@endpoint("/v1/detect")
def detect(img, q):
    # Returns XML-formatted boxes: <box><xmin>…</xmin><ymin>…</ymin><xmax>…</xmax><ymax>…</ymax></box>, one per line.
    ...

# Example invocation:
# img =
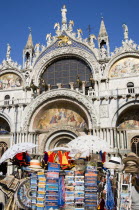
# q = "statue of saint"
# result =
<box><xmin>122</xmin><ymin>24</ymin><xmax>128</xmax><ymax>41</ymax></box>
<box><xmin>61</xmin><ymin>5</ymin><xmax>67</xmax><ymax>23</ymax></box>
<box><xmin>6</xmin><ymin>43</ymin><xmax>11</xmax><ymax>60</ymax></box>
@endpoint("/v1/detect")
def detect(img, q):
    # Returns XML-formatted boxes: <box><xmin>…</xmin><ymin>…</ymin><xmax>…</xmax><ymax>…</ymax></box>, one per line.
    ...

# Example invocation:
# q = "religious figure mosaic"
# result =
<box><xmin>35</xmin><ymin>106</ymin><xmax>87</xmax><ymax>131</ymax></box>
<box><xmin>117</xmin><ymin>109</ymin><xmax>139</xmax><ymax>129</ymax></box>
<box><xmin>0</xmin><ymin>73</ymin><xmax>22</xmax><ymax>90</ymax></box>
<box><xmin>109</xmin><ymin>57</ymin><xmax>139</xmax><ymax>78</ymax></box>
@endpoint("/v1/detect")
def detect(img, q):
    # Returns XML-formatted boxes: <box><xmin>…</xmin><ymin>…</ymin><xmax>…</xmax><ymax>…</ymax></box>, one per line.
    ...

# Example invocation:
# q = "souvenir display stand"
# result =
<box><xmin>2</xmin><ymin>146</ymin><xmax>139</xmax><ymax>210</ymax></box>
<box><xmin>15</xmin><ymin>152</ymin><xmax>112</xmax><ymax>210</ymax></box>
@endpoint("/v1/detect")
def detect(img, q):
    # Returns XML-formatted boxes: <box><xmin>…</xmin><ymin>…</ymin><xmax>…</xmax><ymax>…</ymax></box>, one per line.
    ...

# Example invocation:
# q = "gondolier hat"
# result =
<box><xmin>104</xmin><ymin>156</ymin><xmax>124</xmax><ymax>171</ymax></box>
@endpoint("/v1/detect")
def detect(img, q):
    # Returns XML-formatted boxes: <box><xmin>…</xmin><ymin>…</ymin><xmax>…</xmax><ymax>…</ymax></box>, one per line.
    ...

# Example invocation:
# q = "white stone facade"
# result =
<box><xmin>0</xmin><ymin>6</ymin><xmax>139</xmax><ymax>163</ymax></box>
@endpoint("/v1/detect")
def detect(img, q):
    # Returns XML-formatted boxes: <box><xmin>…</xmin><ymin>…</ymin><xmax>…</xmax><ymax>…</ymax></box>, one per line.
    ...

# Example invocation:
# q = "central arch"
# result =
<box><xmin>22</xmin><ymin>89</ymin><xmax>98</xmax><ymax>132</ymax></box>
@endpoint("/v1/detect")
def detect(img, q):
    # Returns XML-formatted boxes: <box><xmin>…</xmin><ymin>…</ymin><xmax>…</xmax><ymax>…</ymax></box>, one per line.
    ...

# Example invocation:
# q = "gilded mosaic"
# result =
<box><xmin>117</xmin><ymin>109</ymin><xmax>139</xmax><ymax>129</ymax></box>
<box><xmin>109</xmin><ymin>57</ymin><xmax>139</xmax><ymax>78</ymax></box>
<box><xmin>36</xmin><ymin>107</ymin><xmax>87</xmax><ymax>130</ymax></box>
<box><xmin>0</xmin><ymin>73</ymin><xmax>22</xmax><ymax>89</ymax></box>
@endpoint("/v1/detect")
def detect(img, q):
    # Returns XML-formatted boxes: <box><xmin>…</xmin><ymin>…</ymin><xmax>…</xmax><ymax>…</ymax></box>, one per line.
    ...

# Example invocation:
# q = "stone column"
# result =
<box><xmin>69</xmin><ymin>82</ymin><xmax>74</xmax><ymax>90</ymax></box>
<box><xmin>48</xmin><ymin>84</ymin><xmax>51</xmax><ymax>91</ymax></box>
<box><xmin>82</xmin><ymin>81</ymin><xmax>86</xmax><ymax>95</ymax></box>
<box><xmin>110</xmin><ymin>129</ymin><xmax>112</xmax><ymax>147</ymax></box>
<box><xmin>107</xmin><ymin>128</ymin><xmax>110</xmax><ymax>146</ymax></box>
<box><xmin>57</xmin><ymin>83</ymin><xmax>62</xmax><ymax>89</ymax></box>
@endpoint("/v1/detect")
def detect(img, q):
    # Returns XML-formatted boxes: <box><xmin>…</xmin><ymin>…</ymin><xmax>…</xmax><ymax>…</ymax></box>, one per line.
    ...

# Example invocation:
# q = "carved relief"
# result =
<box><xmin>38</xmin><ymin>125</ymin><xmax>79</xmax><ymax>154</ymax></box>
<box><xmin>100</xmin><ymin>105</ymin><xmax>109</xmax><ymax>118</ymax></box>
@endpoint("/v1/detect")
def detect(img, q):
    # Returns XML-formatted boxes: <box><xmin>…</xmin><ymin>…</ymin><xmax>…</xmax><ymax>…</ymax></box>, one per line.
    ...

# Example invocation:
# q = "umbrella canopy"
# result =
<box><xmin>67</xmin><ymin>135</ymin><xmax>112</xmax><ymax>158</ymax></box>
<box><xmin>0</xmin><ymin>142</ymin><xmax>37</xmax><ymax>164</ymax></box>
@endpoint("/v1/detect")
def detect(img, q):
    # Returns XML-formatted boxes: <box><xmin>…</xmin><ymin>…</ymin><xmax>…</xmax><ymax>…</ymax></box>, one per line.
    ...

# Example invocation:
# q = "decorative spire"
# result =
<box><xmin>122</xmin><ymin>24</ymin><xmax>128</xmax><ymax>42</ymax></box>
<box><xmin>98</xmin><ymin>17</ymin><xmax>108</xmax><ymax>37</ymax></box>
<box><xmin>98</xmin><ymin>17</ymin><xmax>110</xmax><ymax>58</ymax></box>
<box><xmin>61</xmin><ymin>5</ymin><xmax>67</xmax><ymax>31</ymax></box>
<box><xmin>25</xmin><ymin>27</ymin><xmax>34</xmax><ymax>49</ymax></box>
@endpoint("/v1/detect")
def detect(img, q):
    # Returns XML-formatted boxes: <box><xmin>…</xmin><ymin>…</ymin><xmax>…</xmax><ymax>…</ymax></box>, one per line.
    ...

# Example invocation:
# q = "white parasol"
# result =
<box><xmin>0</xmin><ymin>142</ymin><xmax>37</xmax><ymax>164</ymax></box>
<box><xmin>67</xmin><ymin>135</ymin><xmax>112</xmax><ymax>158</ymax></box>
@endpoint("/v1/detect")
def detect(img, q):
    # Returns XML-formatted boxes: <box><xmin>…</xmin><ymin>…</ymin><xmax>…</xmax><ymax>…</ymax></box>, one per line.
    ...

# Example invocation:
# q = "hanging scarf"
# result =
<box><xmin>105</xmin><ymin>172</ymin><xmax>115</xmax><ymax>210</ymax></box>
<box><xmin>58</xmin><ymin>176</ymin><xmax>65</xmax><ymax>207</ymax></box>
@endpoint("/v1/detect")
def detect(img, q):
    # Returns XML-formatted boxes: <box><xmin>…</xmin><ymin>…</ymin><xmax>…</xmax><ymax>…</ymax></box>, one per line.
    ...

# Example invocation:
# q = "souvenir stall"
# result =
<box><xmin>12</xmin><ymin>135</ymin><xmax>114</xmax><ymax>210</ymax></box>
<box><xmin>1</xmin><ymin>136</ymin><xmax>139</xmax><ymax>210</ymax></box>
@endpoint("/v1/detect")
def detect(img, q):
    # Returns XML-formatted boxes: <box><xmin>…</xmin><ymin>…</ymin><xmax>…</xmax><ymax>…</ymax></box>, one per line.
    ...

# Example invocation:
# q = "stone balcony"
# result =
<box><xmin>0</xmin><ymin>86</ymin><xmax>138</xmax><ymax>108</ymax></box>
<box><xmin>0</xmin><ymin>98</ymin><xmax>32</xmax><ymax>108</ymax></box>
<box><xmin>88</xmin><ymin>87</ymin><xmax>139</xmax><ymax>100</ymax></box>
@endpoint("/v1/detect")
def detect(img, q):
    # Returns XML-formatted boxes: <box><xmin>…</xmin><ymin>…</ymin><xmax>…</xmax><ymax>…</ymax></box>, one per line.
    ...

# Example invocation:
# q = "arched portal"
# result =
<box><xmin>45</xmin><ymin>129</ymin><xmax>77</xmax><ymax>151</ymax></box>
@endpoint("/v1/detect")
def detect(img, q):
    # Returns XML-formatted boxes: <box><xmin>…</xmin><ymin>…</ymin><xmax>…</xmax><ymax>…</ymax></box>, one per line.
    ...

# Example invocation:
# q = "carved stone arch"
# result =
<box><xmin>104</xmin><ymin>52</ymin><xmax>139</xmax><ymax>79</ymax></box>
<box><xmin>22</xmin><ymin>89</ymin><xmax>98</xmax><ymax>132</ymax></box>
<box><xmin>111</xmin><ymin>100</ymin><xmax>139</xmax><ymax>127</ymax></box>
<box><xmin>32</xmin><ymin>47</ymin><xmax>99</xmax><ymax>85</ymax></box>
<box><xmin>38</xmin><ymin>126</ymin><xmax>79</xmax><ymax>154</ymax></box>
<box><xmin>0</xmin><ymin>69</ymin><xmax>25</xmax><ymax>87</ymax></box>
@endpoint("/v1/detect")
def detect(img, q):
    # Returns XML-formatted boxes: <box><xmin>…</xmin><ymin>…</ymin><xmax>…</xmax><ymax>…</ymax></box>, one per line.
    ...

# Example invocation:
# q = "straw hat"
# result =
<box><xmin>104</xmin><ymin>157</ymin><xmax>124</xmax><ymax>171</ymax></box>
<box><xmin>124</xmin><ymin>165</ymin><xmax>138</xmax><ymax>173</ymax></box>
<box><xmin>29</xmin><ymin>159</ymin><xmax>43</xmax><ymax>171</ymax></box>
<box><xmin>123</xmin><ymin>152</ymin><xmax>139</xmax><ymax>165</ymax></box>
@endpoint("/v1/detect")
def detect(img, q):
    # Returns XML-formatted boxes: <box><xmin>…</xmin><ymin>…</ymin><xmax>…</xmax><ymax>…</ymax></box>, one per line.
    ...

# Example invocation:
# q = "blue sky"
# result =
<box><xmin>0</xmin><ymin>0</ymin><xmax>138</xmax><ymax>65</ymax></box>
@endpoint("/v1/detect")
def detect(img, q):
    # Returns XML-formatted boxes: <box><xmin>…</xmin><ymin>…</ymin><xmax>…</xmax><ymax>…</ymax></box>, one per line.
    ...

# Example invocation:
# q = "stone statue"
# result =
<box><xmin>35</xmin><ymin>43</ymin><xmax>40</xmax><ymax>53</ymax></box>
<box><xmin>6</xmin><ymin>43</ymin><xmax>11</xmax><ymax>60</ymax></box>
<box><xmin>41</xmin><ymin>45</ymin><xmax>45</xmax><ymax>51</ymax></box>
<box><xmin>77</xmin><ymin>29</ymin><xmax>82</xmax><ymax>39</ymax></box>
<box><xmin>89</xmin><ymin>34</ymin><xmax>97</xmax><ymax>47</ymax></box>
<box><xmin>100</xmin><ymin>46</ymin><xmax>107</xmax><ymax>59</ymax></box>
<box><xmin>54</xmin><ymin>23</ymin><xmax>60</xmax><ymax>31</ymax></box>
<box><xmin>122</xmin><ymin>24</ymin><xmax>128</xmax><ymax>41</ymax></box>
<box><xmin>46</xmin><ymin>33</ymin><xmax>52</xmax><ymax>42</ymax></box>
<box><xmin>68</xmin><ymin>20</ymin><xmax>74</xmax><ymax>31</ymax></box>
<box><xmin>61</xmin><ymin>5</ymin><xmax>67</xmax><ymax>24</ymax></box>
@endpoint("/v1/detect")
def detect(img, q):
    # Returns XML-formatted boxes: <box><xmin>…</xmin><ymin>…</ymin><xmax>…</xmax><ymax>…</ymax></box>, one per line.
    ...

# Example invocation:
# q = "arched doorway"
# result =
<box><xmin>131</xmin><ymin>136</ymin><xmax>139</xmax><ymax>156</ymax></box>
<box><xmin>45</xmin><ymin>129</ymin><xmax>77</xmax><ymax>151</ymax></box>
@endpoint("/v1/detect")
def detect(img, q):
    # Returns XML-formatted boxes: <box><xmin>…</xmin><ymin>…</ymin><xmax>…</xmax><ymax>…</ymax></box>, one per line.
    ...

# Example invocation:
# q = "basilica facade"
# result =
<box><xmin>0</xmin><ymin>6</ymin><xmax>139</xmax><ymax>173</ymax></box>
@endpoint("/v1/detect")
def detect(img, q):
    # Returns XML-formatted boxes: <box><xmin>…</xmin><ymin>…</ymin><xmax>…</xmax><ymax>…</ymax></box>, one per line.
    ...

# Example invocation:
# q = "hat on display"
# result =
<box><xmin>124</xmin><ymin>165</ymin><xmax>138</xmax><ymax>173</ymax></box>
<box><xmin>103</xmin><ymin>156</ymin><xmax>124</xmax><ymax>171</ymax></box>
<box><xmin>29</xmin><ymin>159</ymin><xmax>43</xmax><ymax>171</ymax></box>
<box><xmin>122</xmin><ymin>152</ymin><xmax>139</xmax><ymax>165</ymax></box>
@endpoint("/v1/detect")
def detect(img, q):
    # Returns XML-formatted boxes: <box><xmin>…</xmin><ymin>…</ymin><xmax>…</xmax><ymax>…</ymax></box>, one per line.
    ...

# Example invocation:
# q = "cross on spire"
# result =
<box><xmin>86</xmin><ymin>24</ymin><xmax>93</xmax><ymax>36</ymax></box>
